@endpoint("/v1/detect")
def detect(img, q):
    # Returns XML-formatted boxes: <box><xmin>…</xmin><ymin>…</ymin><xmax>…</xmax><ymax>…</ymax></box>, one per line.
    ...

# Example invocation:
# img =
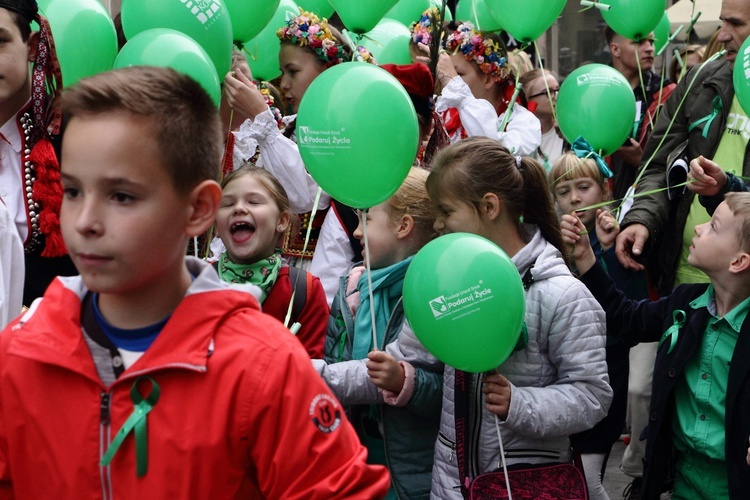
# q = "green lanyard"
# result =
<box><xmin>100</xmin><ymin>376</ymin><xmax>161</xmax><ymax>477</ymax></box>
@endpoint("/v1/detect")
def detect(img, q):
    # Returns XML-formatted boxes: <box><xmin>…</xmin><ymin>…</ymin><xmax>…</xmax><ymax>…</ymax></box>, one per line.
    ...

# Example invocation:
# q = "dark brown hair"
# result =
<box><xmin>427</xmin><ymin>136</ymin><xmax>568</xmax><ymax>262</ymax></box>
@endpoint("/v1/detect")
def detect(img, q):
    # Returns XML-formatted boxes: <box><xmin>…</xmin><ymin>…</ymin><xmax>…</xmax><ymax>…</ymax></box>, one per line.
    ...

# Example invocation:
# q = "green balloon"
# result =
<box><xmin>329</xmin><ymin>0</ymin><xmax>399</xmax><ymax>34</ymax></box>
<box><xmin>485</xmin><ymin>0</ymin><xmax>565</xmax><ymax>43</ymax></box>
<box><xmin>403</xmin><ymin>233</ymin><xmax>525</xmax><ymax>373</ymax></box>
<box><xmin>114</xmin><ymin>29</ymin><xmax>221</xmax><ymax>106</ymax></box>
<box><xmin>653</xmin><ymin>11</ymin><xmax>671</xmax><ymax>54</ymax></box>
<box><xmin>225</xmin><ymin>0</ymin><xmax>280</xmax><ymax>42</ymax></box>
<box><xmin>297</xmin><ymin>63</ymin><xmax>418</xmax><ymax>208</ymax></box>
<box><xmin>242</xmin><ymin>0</ymin><xmax>299</xmax><ymax>82</ymax></box>
<box><xmin>297</xmin><ymin>0</ymin><xmax>335</xmax><ymax>18</ymax></box>
<box><xmin>456</xmin><ymin>0</ymin><xmax>502</xmax><ymax>32</ymax></box>
<box><xmin>385</xmin><ymin>0</ymin><xmax>430</xmax><ymax>26</ymax></box>
<box><xmin>601</xmin><ymin>0</ymin><xmax>667</xmax><ymax>41</ymax></box>
<box><xmin>733</xmin><ymin>36</ymin><xmax>750</xmax><ymax>116</ymax></box>
<box><xmin>40</xmin><ymin>0</ymin><xmax>117</xmax><ymax>86</ymax></box>
<box><xmin>120</xmin><ymin>0</ymin><xmax>233</xmax><ymax>78</ymax></box>
<box><xmin>556</xmin><ymin>64</ymin><xmax>636</xmax><ymax>157</ymax></box>
<box><xmin>361</xmin><ymin>18</ymin><xmax>412</xmax><ymax>65</ymax></box>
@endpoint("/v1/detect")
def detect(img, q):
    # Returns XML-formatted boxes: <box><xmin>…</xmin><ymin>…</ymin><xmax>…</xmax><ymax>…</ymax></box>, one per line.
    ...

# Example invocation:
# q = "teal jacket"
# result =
<box><xmin>318</xmin><ymin>268</ymin><xmax>443</xmax><ymax>499</ymax></box>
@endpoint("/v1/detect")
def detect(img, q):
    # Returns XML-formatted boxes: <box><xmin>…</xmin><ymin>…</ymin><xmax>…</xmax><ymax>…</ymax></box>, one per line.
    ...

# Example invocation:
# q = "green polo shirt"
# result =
<box><xmin>671</xmin><ymin>286</ymin><xmax>750</xmax><ymax>497</ymax></box>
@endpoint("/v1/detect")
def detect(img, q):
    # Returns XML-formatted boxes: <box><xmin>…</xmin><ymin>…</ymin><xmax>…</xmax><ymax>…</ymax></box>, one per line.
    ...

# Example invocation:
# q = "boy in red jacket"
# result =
<box><xmin>0</xmin><ymin>66</ymin><xmax>389</xmax><ymax>499</ymax></box>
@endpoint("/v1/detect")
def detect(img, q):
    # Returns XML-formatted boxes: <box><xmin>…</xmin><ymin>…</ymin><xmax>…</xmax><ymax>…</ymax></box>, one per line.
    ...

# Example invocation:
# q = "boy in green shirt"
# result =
<box><xmin>562</xmin><ymin>193</ymin><xmax>750</xmax><ymax>499</ymax></box>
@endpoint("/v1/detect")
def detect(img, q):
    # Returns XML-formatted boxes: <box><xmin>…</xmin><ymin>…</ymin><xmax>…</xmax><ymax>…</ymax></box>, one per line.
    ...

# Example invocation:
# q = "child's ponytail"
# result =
<box><xmin>516</xmin><ymin>156</ymin><xmax>569</xmax><ymax>266</ymax></box>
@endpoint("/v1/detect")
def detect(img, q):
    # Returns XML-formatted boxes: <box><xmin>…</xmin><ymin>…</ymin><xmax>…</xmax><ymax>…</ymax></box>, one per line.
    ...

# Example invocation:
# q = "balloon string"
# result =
<box><xmin>497</xmin><ymin>72</ymin><xmax>522</xmax><ymax>140</ymax></box>
<box><xmin>283</xmin><ymin>186</ymin><xmax>323</xmax><ymax>332</ymax></box>
<box><xmin>532</xmin><ymin>40</ymin><xmax>556</xmax><ymax>124</ymax></box>
<box><xmin>492</xmin><ymin>372</ymin><xmax>513</xmax><ymax>500</ymax></box>
<box><xmin>361</xmin><ymin>210</ymin><xmax>379</xmax><ymax>351</ymax></box>
<box><xmin>612</xmin><ymin>49</ymin><xmax>727</xmax><ymax>218</ymax></box>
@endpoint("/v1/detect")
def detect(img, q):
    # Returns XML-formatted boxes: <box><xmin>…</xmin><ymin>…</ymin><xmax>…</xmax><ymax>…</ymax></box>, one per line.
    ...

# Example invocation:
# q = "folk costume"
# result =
<box><xmin>0</xmin><ymin>0</ymin><xmax>75</xmax><ymax>306</ymax></box>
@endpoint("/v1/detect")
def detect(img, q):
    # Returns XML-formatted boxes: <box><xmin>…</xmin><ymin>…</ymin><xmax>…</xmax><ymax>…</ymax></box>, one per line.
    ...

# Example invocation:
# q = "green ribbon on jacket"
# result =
<box><xmin>687</xmin><ymin>96</ymin><xmax>722</xmax><ymax>139</ymax></box>
<box><xmin>100</xmin><ymin>376</ymin><xmax>161</xmax><ymax>477</ymax></box>
<box><xmin>659</xmin><ymin>309</ymin><xmax>685</xmax><ymax>355</ymax></box>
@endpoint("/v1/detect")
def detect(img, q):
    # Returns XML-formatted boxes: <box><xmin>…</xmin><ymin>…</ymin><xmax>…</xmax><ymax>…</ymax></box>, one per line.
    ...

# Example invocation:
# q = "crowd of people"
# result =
<box><xmin>0</xmin><ymin>0</ymin><xmax>749</xmax><ymax>498</ymax></box>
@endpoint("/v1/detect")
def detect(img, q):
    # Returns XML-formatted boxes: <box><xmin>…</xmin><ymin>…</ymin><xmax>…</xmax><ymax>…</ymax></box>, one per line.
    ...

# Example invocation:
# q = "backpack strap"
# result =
<box><xmin>287</xmin><ymin>266</ymin><xmax>311</xmax><ymax>326</ymax></box>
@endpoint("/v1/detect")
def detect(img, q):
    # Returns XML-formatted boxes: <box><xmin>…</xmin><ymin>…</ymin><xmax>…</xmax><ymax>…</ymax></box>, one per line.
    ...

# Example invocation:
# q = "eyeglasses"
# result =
<box><xmin>527</xmin><ymin>87</ymin><xmax>559</xmax><ymax>100</ymax></box>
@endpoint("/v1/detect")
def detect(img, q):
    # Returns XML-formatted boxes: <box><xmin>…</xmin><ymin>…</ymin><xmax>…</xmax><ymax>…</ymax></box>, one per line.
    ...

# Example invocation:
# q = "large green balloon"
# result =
<box><xmin>361</xmin><ymin>18</ymin><xmax>412</xmax><ymax>65</ymax></box>
<box><xmin>556</xmin><ymin>64</ymin><xmax>636</xmax><ymax>157</ymax></box>
<box><xmin>40</xmin><ymin>0</ymin><xmax>117</xmax><ymax>86</ymax></box>
<box><xmin>242</xmin><ymin>0</ymin><xmax>299</xmax><ymax>82</ymax></box>
<box><xmin>114</xmin><ymin>29</ymin><xmax>221</xmax><ymax>106</ymax></box>
<box><xmin>403</xmin><ymin>233</ymin><xmax>525</xmax><ymax>373</ymax></box>
<box><xmin>385</xmin><ymin>0</ymin><xmax>430</xmax><ymax>26</ymax></box>
<box><xmin>600</xmin><ymin>0</ymin><xmax>667</xmax><ymax>41</ymax></box>
<box><xmin>120</xmin><ymin>0</ymin><xmax>233</xmax><ymax>77</ymax></box>
<box><xmin>653</xmin><ymin>11</ymin><xmax>671</xmax><ymax>54</ymax></box>
<box><xmin>297</xmin><ymin>63</ymin><xmax>418</xmax><ymax>208</ymax></box>
<box><xmin>224</xmin><ymin>0</ymin><xmax>280</xmax><ymax>42</ymax></box>
<box><xmin>330</xmin><ymin>0</ymin><xmax>399</xmax><ymax>34</ymax></box>
<box><xmin>297</xmin><ymin>0</ymin><xmax>335</xmax><ymax>18</ymax></box>
<box><xmin>734</xmin><ymin>36</ymin><xmax>750</xmax><ymax>116</ymax></box>
<box><xmin>456</xmin><ymin>0</ymin><xmax>503</xmax><ymax>32</ymax></box>
<box><xmin>485</xmin><ymin>0</ymin><xmax>565</xmax><ymax>43</ymax></box>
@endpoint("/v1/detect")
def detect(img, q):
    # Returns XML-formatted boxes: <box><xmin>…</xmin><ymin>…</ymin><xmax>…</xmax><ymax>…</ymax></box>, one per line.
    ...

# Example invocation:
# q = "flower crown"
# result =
<box><xmin>277</xmin><ymin>8</ymin><xmax>347</xmax><ymax>65</ymax></box>
<box><xmin>445</xmin><ymin>22</ymin><xmax>509</xmax><ymax>80</ymax></box>
<box><xmin>410</xmin><ymin>7</ymin><xmax>440</xmax><ymax>46</ymax></box>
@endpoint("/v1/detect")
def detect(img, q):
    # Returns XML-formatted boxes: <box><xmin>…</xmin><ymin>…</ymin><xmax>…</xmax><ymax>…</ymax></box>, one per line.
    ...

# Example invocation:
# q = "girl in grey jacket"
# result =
<box><xmin>370</xmin><ymin>137</ymin><xmax>612</xmax><ymax>498</ymax></box>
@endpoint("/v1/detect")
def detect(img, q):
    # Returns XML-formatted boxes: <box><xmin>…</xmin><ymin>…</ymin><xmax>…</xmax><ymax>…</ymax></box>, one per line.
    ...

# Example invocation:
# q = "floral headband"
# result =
<box><xmin>410</xmin><ymin>7</ymin><xmax>440</xmax><ymax>46</ymax></box>
<box><xmin>277</xmin><ymin>8</ymin><xmax>347</xmax><ymax>65</ymax></box>
<box><xmin>445</xmin><ymin>22</ymin><xmax>509</xmax><ymax>80</ymax></box>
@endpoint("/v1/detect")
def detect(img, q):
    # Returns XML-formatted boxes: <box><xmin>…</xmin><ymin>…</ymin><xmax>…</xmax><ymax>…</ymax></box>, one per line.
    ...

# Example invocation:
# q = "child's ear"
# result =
<box><xmin>186</xmin><ymin>180</ymin><xmax>222</xmax><ymax>237</ymax></box>
<box><xmin>483</xmin><ymin>73</ymin><xmax>496</xmax><ymax>90</ymax></box>
<box><xmin>729</xmin><ymin>251</ymin><xmax>750</xmax><ymax>275</ymax></box>
<box><xmin>27</xmin><ymin>31</ymin><xmax>40</xmax><ymax>63</ymax></box>
<box><xmin>276</xmin><ymin>211</ymin><xmax>291</xmax><ymax>233</ymax></box>
<box><xmin>480</xmin><ymin>192</ymin><xmax>502</xmax><ymax>221</ymax></box>
<box><xmin>396</xmin><ymin>214</ymin><xmax>415</xmax><ymax>240</ymax></box>
<box><xmin>601</xmin><ymin>181</ymin><xmax>611</xmax><ymax>202</ymax></box>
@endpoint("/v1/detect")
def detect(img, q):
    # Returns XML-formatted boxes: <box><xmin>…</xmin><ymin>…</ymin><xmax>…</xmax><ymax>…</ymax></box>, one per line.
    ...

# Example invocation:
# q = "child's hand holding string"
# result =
<box><xmin>595</xmin><ymin>209</ymin><xmax>619</xmax><ymax>251</ymax></box>
<box><xmin>482</xmin><ymin>372</ymin><xmax>511</xmax><ymax>420</ymax></box>
<box><xmin>367</xmin><ymin>350</ymin><xmax>405</xmax><ymax>393</ymax></box>
<box><xmin>687</xmin><ymin>155</ymin><xmax>727</xmax><ymax>197</ymax></box>
<box><xmin>223</xmin><ymin>69</ymin><xmax>268</xmax><ymax>121</ymax></box>
<box><xmin>560</xmin><ymin>214</ymin><xmax>597</xmax><ymax>274</ymax></box>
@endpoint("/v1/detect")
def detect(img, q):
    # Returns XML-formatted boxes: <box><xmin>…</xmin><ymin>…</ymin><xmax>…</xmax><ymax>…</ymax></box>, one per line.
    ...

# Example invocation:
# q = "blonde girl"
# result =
<box><xmin>314</xmin><ymin>168</ymin><xmax>443</xmax><ymax>499</ymax></box>
<box><xmin>215</xmin><ymin>166</ymin><xmax>329</xmax><ymax>358</ymax></box>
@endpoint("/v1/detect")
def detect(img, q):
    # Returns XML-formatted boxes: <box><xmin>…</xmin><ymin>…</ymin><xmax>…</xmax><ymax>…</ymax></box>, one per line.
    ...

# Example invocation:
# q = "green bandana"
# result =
<box><xmin>218</xmin><ymin>250</ymin><xmax>283</xmax><ymax>303</ymax></box>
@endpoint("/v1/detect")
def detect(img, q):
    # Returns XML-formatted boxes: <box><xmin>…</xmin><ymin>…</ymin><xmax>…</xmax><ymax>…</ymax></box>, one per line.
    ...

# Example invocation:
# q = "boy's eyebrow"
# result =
<box><xmin>60</xmin><ymin>173</ymin><xmax>145</xmax><ymax>190</ymax></box>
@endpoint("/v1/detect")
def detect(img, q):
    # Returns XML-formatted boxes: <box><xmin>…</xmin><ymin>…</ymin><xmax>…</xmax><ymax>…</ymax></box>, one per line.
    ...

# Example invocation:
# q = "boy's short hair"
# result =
<box><xmin>60</xmin><ymin>66</ymin><xmax>222</xmax><ymax>194</ymax></box>
<box><xmin>0</xmin><ymin>0</ymin><xmax>36</xmax><ymax>40</ymax></box>
<box><xmin>548</xmin><ymin>152</ymin><xmax>605</xmax><ymax>192</ymax></box>
<box><xmin>723</xmin><ymin>192</ymin><xmax>750</xmax><ymax>253</ymax></box>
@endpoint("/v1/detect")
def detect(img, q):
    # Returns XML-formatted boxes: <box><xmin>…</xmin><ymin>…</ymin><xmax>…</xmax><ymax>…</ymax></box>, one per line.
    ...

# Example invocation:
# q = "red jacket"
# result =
<box><xmin>262</xmin><ymin>266</ymin><xmax>328</xmax><ymax>358</ymax></box>
<box><xmin>0</xmin><ymin>262</ymin><xmax>389</xmax><ymax>499</ymax></box>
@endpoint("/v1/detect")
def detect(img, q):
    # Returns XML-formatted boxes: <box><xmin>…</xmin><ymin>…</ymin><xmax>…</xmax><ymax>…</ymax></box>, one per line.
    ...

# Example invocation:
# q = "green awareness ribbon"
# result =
<box><xmin>100</xmin><ymin>376</ymin><xmax>161</xmax><ymax>477</ymax></box>
<box><xmin>659</xmin><ymin>310</ymin><xmax>685</xmax><ymax>355</ymax></box>
<box><xmin>687</xmin><ymin>96</ymin><xmax>722</xmax><ymax>139</ymax></box>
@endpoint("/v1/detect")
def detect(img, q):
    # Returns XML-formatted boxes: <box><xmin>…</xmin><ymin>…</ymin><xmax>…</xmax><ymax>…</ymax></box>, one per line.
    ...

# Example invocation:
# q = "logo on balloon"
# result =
<box><xmin>297</xmin><ymin>126</ymin><xmax>352</xmax><ymax>150</ymax></box>
<box><xmin>427</xmin><ymin>280</ymin><xmax>494</xmax><ymax>320</ymax></box>
<box><xmin>181</xmin><ymin>0</ymin><xmax>222</xmax><ymax>26</ymax></box>
<box><xmin>575</xmin><ymin>73</ymin><xmax>626</xmax><ymax>87</ymax></box>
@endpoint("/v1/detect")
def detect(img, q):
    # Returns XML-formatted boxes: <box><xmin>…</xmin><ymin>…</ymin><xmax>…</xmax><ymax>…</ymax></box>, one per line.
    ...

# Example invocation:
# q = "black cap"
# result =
<box><xmin>0</xmin><ymin>0</ymin><xmax>38</xmax><ymax>24</ymax></box>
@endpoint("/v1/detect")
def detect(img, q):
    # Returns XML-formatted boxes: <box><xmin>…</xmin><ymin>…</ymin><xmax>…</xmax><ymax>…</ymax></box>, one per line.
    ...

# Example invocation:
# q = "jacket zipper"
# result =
<box><xmin>469</xmin><ymin>373</ymin><xmax>483</xmax><ymax>478</ymax></box>
<box><xmin>437</xmin><ymin>431</ymin><xmax>456</xmax><ymax>462</ymax></box>
<box><xmin>99</xmin><ymin>391</ymin><xmax>112</xmax><ymax>500</ymax></box>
